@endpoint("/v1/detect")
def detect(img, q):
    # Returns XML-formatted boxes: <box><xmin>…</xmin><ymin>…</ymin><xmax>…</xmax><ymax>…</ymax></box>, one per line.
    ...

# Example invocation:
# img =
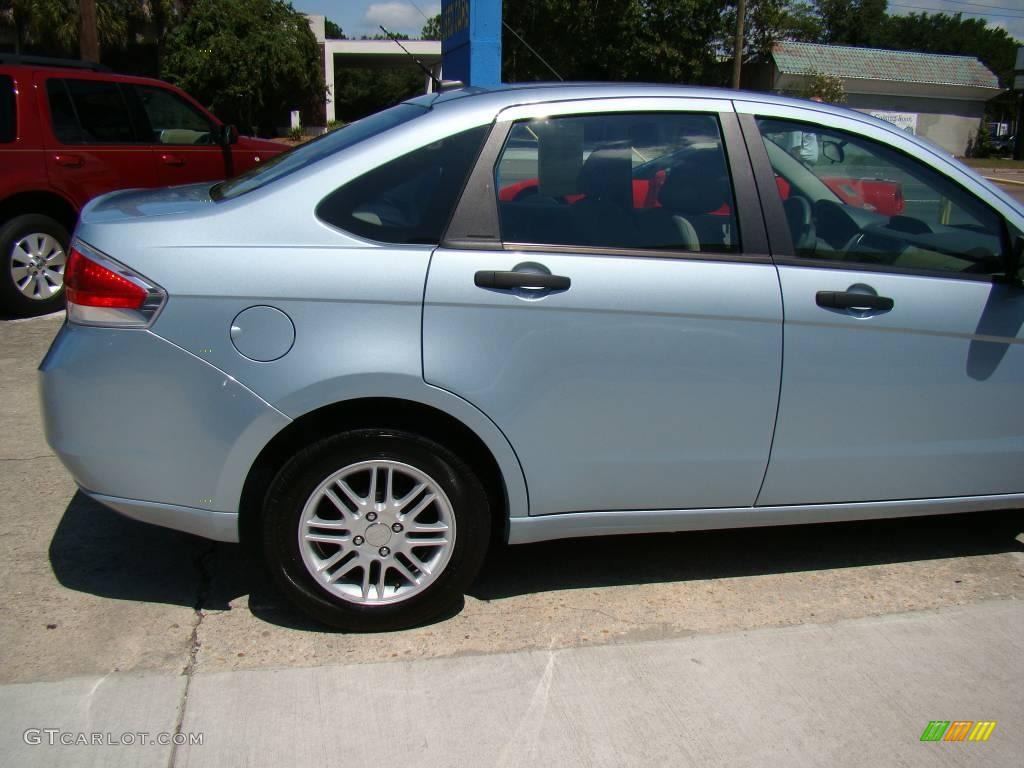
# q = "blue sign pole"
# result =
<box><xmin>441</xmin><ymin>0</ymin><xmax>502</xmax><ymax>87</ymax></box>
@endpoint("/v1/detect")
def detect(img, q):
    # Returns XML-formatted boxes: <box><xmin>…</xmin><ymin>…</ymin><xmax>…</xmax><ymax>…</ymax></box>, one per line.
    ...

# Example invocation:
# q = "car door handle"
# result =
<box><xmin>474</xmin><ymin>270</ymin><xmax>571</xmax><ymax>291</ymax></box>
<box><xmin>816</xmin><ymin>290</ymin><xmax>894</xmax><ymax>311</ymax></box>
<box><xmin>159</xmin><ymin>153</ymin><xmax>185</xmax><ymax>166</ymax></box>
<box><xmin>53</xmin><ymin>153</ymin><xmax>83</xmax><ymax>167</ymax></box>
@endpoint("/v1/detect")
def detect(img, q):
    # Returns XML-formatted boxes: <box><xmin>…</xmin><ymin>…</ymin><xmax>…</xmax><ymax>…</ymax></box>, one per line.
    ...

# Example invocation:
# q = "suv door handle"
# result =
<box><xmin>474</xmin><ymin>270</ymin><xmax>571</xmax><ymax>291</ymax></box>
<box><xmin>816</xmin><ymin>290</ymin><xmax>894</xmax><ymax>311</ymax></box>
<box><xmin>53</xmin><ymin>153</ymin><xmax>83</xmax><ymax>167</ymax></box>
<box><xmin>159</xmin><ymin>153</ymin><xmax>185</xmax><ymax>166</ymax></box>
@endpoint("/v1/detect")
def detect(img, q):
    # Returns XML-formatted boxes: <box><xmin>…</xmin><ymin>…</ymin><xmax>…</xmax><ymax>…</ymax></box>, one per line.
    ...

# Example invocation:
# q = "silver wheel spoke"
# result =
<box><xmin>314</xmin><ymin>549</ymin><xmax>348</xmax><ymax>573</ymax></box>
<box><xmin>327</xmin><ymin>557</ymin><xmax>361</xmax><ymax>584</ymax></box>
<box><xmin>304</xmin><ymin>531</ymin><xmax>350</xmax><ymax>545</ymax></box>
<box><xmin>335</xmin><ymin>479</ymin><xmax>364</xmax><ymax>511</ymax></box>
<box><xmin>392</xmin><ymin>559</ymin><xmax>420</xmax><ymax>585</ymax></box>
<box><xmin>297</xmin><ymin>459</ymin><xmax>456</xmax><ymax>606</ymax></box>
<box><xmin>400</xmin><ymin>493</ymin><xmax>436</xmax><ymax>522</ymax></box>
<box><xmin>10</xmin><ymin>232</ymin><xmax>66</xmax><ymax>301</ymax></box>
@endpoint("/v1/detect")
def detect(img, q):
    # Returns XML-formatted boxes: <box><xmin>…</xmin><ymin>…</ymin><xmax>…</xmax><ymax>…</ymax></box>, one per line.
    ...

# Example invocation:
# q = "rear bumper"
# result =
<box><xmin>88</xmin><ymin>492</ymin><xmax>239</xmax><ymax>542</ymax></box>
<box><xmin>39</xmin><ymin>322</ymin><xmax>290</xmax><ymax>539</ymax></box>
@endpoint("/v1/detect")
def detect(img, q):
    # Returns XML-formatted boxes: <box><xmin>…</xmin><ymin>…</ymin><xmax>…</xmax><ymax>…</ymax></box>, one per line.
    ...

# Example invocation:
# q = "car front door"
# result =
<box><xmin>130</xmin><ymin>84</ymin><xmax>227</xmax><ymax>186</ymax></box>
<box><xmin>737</xmin><ymin>103</ymin><xmax>1024</xmax><ymax>506</ymax></box>
<box><xmin>423</xmin><ymin>99</ymin><xmax>783</xmax><ymax>516</ymax></box>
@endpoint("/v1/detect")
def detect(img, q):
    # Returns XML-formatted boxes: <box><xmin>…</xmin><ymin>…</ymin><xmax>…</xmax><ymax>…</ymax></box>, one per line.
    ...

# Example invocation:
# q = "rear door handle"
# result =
<box><xmin>53</xmin><ymin>153</ymin><xmax>83</xmax><ymax>167</ymax></box>
<box><xmin>474</xmin><ymin>270</ymin><xmax>571</xmax><ymax>291</ymax></box>
<box><xmin>159</xmin><ymin>153</ymin><xmax>185</xmax><ymax>166</ymax></box>
<box><xmin>816</xmin><ymin>290</ymin><xmax>894</xmax><ymax>311</ymax></box>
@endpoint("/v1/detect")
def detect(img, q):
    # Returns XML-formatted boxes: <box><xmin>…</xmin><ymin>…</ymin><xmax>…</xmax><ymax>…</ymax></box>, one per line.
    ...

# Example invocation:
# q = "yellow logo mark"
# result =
<box><xmin>968</xmin><ymin>721</ymin><xmax>996</xmax><ymax>742</ymax></box>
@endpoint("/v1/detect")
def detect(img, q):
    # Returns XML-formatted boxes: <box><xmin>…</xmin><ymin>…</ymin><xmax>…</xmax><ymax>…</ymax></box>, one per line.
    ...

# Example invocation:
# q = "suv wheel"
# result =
<box><xmin>0</xmin><ymin>214</ymin><xmax>70</xmax><ymax>316</ymax></box>
<box><xmin>264</xmin><ymin>429</ymin><xmax>490</xmax><ymax>631</ymax></box>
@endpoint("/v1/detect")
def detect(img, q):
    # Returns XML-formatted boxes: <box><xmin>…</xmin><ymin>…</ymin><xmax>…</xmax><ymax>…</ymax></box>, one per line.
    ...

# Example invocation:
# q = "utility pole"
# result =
<box><xmin>731</xmin><ymin>0</ymin><xmax>746</xmax><ymax>90</ymax></box>
<box><xmin>1014</xmin><ymin>47</ymin><xmax>1024</xmax><ymax>161</ymax></box>
<box><xmin>80</xmin><ymin>0</ymin><xmax>100</xmax><ymax>63</ymax></box>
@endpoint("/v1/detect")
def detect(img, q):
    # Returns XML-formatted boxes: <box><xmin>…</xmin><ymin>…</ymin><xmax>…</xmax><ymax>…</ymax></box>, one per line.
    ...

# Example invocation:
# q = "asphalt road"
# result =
<box><xmin>1</xmin><ymin>186</ymin><xmax>1022</xmax><ymax>765</ymax></box>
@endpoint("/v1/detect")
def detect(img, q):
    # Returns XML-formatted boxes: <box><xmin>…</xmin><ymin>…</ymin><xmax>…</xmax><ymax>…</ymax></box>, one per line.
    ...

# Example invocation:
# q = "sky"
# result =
<box><xmin>293</xmin><ymin>0</ymin><xmax>1024</xmax><ymax>43</ymax></box>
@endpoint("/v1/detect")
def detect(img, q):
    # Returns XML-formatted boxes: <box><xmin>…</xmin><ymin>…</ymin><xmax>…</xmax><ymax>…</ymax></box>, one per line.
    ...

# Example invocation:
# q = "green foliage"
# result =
<box><xmin>503</xmin><ymin>0</ymin><xmax>727</xmax><ymax>85</ymax></box>
<box><xmin>333</xmin><ymin>66</ymin><xmax>423</xmax><ymax>123</ymax></box>
<box><xmin>325</xmin><ymin>18</ymin><xmax>344</xmax><ymax>39</ymax></box>
<box><xmin>815</xmin><ymin>0</ymin><xmax>889</xmax><ymax>47</ymax></box>
<box><xmin>724</xmin><ymin>0</ymin><xmax>822</xmax><ymax>62</ymax></box>
<box><xmin>287</xmin><ymin>124</ymin><xmax>304</xmax><ymax>141</ymax></box>
<box><xmin>799</xmin><ymin>70</ymin><xmax>846</xmax><ymax>103</ymax></box>
<box><xmin>421</xmin><ymin>14</ymin><xmax>441</xmax><ymax>41</ymax></box>
<box><xmin>326</xmin><ymin>119</ymin><xmax>345</xmax><ymax>131</ymax></box>
<box><xmin>969</xmin><ymin>125</ymin><xmax>994</xmax><ymax>159</ymax></box>
<box><xmin>3</xmin><ymin>0</ymin><xmax>136</xmax><ymax>56</ymax></box>
<box><xmin>161</xmin><ymin>0</ymin><xmax>325</xmax><ymax>136</ymax></box>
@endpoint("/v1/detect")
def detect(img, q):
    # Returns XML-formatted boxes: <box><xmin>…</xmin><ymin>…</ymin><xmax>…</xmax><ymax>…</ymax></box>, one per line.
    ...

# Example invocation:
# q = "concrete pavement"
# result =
<box><xmin>1</xmin><ymin>600</ymin><xmax>1020</xmax><ymax>767</ymax></box>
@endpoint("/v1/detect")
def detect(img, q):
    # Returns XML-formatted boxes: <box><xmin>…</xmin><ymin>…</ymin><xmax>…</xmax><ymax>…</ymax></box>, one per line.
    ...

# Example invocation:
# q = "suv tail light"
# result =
<box><xmin>65</xmin><ymin>240</ymin><xmax>166</xmax><ymax>327</ymax></box>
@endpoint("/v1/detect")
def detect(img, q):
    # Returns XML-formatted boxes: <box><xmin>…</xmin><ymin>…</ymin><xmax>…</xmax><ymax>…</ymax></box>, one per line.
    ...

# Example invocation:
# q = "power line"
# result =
<box><xmin>889</xmin><ymin>2</ymin><xmax>1024</xmax><ymax>18</ymax></box>
<box><xmin>503</xmin><ymin>21</ymin><xmax>564</xmax><ymax>81</ymax></box>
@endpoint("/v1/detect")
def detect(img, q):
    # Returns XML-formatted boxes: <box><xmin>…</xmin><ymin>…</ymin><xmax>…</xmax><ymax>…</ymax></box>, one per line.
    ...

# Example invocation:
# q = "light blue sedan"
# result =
<box><xmin>39</xmin><ymin>84</ymin><xmax>1024</xmax><ymax>630</ymax></box>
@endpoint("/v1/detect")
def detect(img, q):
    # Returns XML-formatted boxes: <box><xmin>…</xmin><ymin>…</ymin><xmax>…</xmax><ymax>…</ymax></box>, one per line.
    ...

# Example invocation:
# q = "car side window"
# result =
<box><xmin>494</xmin><ymin>112</ymin><xmax>739</xmax><ymax>253</ymax></box>
<box><xmin>316</xmin><ymin>125</ymin><xmax>488</xmax><ymax>245</ymax></box>
<box><xmin>756</xmin><ymin>117</ymin><xmax>1007</xmax><ymax>277</ymax></box>
<box><xmin>0</xmin><ymin>76</ymin><xmax>14</xmax><ymax>143</ymax></box>
<box><xmin>133</xmin><ymin>85</ymin><xmax>215</xmax><ymax>145</ymax></box>
<box><xmin>48</xmin><ymin>78</ymin><xmax>137</xmax><ymax>144</ymax></box>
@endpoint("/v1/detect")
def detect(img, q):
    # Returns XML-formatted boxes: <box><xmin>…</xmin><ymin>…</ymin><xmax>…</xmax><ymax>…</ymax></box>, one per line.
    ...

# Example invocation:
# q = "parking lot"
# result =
<box><xmin>2</xmin><ymin>183</ymin><xmax>1023</xmax><ymax>766</ymax></box>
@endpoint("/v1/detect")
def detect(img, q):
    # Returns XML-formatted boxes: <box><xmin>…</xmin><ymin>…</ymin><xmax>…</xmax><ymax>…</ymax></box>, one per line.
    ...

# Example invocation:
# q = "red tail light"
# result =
<box><xmin>65</xmin><ymin>240</ymin><xmax>166</xmax><ymax>327</ymax></box>
<box><xmin>66</xmin><ymin>247</ymin><xmax>147</xmax><ymax>309</ymax></box>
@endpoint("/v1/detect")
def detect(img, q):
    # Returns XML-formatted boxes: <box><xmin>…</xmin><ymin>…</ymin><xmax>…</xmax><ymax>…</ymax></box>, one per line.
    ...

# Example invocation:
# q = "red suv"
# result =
<box><xmin>0</xmin><ymin>55</ymin><xmax>287</xmax><ymax>315</ymax></box>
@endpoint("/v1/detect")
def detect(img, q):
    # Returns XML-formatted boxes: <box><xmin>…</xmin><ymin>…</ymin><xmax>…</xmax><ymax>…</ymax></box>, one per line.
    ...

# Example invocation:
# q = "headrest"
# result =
<box><xmin>577</xmin><ymin>147</ymin><xmax>633</xmax><ymax>209</ymax></box>
<box><xmin>659</xmin><ymin>150</ymin><xmax>732</xmax><ymax>213</ymax></box>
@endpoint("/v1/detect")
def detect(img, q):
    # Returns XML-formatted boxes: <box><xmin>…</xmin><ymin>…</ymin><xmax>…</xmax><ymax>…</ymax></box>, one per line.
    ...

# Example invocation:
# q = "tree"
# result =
<box><xmin>722</xmin><ymin>0</ymin><xmax>822</xmax><ymax>63</ymax></box>
<box><xmin>968</xmin><ymin>124</ymin><xmax>994</xmax><ymax>158</ymax></box>
<box><xmin>2</xmin><ymin>0</ymin><xmax>130</xmax><ymax>58</ymax></box>
<box><xmin>162</xmin><ymin>0</ymin><xmax>325</xmax><ymax>136</ymax></box>
<box><xmin>421</xmin><ymin>13</ymin><xmax>441</xmax><ymax>40</ymax></box>
<box><xmin>815</xmin><ymin>0</ymin><xmax>888</xmax><ymax>47</ymax></box>
<box><xmin>503</xmin><ymin>0</ymin><xmax>728</xmax><ymax>85</ymax></box>
<box><xmin>800</xmin><ymin>70</ymin><xmax>845</xmax><ymax>102</ymax></box>
<box><xmin>324</xmin><ymin>18</ymin><xmax>343</xmax><ymax>39</ymax></box>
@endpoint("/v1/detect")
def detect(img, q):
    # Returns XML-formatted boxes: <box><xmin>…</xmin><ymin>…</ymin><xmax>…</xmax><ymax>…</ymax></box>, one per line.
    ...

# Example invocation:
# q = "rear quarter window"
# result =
<box><xmin>316</xmin><ymin>124</ymin><xmax>489</xmax><ymax>245</ymax></box>
<box><xmin>0</xmin><ymin>76</ymin><xmax>14</xmax><ymax>143</ymax></box>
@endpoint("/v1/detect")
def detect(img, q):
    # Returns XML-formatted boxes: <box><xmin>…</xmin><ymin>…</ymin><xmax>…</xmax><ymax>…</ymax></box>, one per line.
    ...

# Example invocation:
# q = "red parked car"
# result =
<box><xmin>0</xmin><ymin>55</ymin><xmax>287</xmax><ymax>315</ymax></box>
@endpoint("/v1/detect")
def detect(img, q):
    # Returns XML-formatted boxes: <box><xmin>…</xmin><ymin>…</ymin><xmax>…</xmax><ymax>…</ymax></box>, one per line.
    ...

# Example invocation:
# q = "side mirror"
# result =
<box><xmin>218</xmin><ymin>124</ymin><xmax>239</xmax><ymax>147</ymax></box>
<box><xmin>821</xmin><ymin>140</ymin><xmax>845</xmax><ymax>165</ymax></box>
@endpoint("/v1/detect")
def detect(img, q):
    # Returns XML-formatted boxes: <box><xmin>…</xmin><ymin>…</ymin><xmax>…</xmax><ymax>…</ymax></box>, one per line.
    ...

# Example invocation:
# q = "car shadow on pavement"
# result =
<box><xmin>469</xmin><ymin>509</ymin><xmax>1024</xmax><ymax>601</ymax></box>
<box><xmin>49</xmin><ymin>492</ymin><xmax>1023</xmax><ymax>629</ymax></box>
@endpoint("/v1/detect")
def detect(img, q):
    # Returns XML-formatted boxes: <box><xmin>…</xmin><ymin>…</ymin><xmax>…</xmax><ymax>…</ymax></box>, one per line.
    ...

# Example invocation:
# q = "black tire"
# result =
<box><xmin>0</xmin><ymin>214</ymin><xmax>70</xmax><ymax>317</ymax></box>
<box><xmin>263</xmin><ymin>429</ymin><xmax>491</xmax><ymax>631</ymax></box>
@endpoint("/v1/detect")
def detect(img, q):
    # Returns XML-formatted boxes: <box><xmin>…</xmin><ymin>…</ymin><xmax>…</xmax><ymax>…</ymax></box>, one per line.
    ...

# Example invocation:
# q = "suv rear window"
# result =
<box><xmin>47</xmin><ymin>78</ymin><xmax>136</xmax><ymax>144</ymax></box>
<box><xmin>0</xmin><ymin>76</ymin><xmax>14</xmax><ymax>143</ymax></box>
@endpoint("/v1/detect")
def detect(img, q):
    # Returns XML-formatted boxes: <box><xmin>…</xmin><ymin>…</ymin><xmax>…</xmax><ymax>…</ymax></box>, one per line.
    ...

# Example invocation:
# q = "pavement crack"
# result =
<box><xmin>167</xmin><ymin>541</ymin><xmax>217</xmax><ymax>768</ymax></box>
<box><xmin>0</xmin><ymin>454</ymin><xmax>55</xmax><ymax>462</ymax></box>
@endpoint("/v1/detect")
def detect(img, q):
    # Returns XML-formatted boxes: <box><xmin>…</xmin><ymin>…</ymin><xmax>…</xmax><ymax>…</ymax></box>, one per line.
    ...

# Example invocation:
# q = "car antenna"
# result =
<box><xmin>378</xmin><ymin>26</ymin><xmax>462</xmax><ymax>92</ymax></box>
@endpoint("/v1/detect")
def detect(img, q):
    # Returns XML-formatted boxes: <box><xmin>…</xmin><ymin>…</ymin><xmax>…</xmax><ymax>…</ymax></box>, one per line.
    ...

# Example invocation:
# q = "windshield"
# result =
<box><xmin>211</xmin><ymin>103</ymin><xmax>428</xmax><ymax>201</ymax></box>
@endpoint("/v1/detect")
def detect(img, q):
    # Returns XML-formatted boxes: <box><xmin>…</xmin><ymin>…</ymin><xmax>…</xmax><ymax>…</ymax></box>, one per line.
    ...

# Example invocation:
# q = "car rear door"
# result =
<box><xmin>736</xmin><ymin>102</ymin><xmax>1024</xmax><ymax>506</ymax></box>
<box><xmin>39</xmin><ymin>74</ymin><xmax>158</xmax><ymax>208</ymax></box>
<box><xmin>423</xmin><ymin>98</ymin><xmax>783</xmax><ymax>516</ymax></box>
